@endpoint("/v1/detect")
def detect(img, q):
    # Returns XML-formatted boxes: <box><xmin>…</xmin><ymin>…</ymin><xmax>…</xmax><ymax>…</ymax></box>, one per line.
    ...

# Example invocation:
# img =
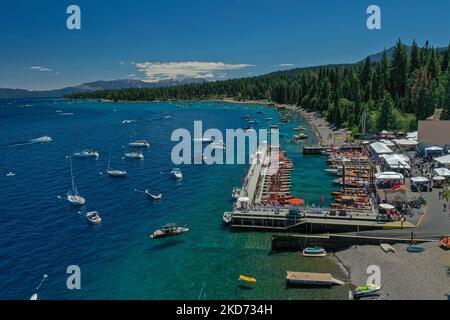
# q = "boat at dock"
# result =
<box><xmin>128</xmin><ymin>140</ymin><xmax>150</xmax><ymax>148</ymax></box>
<box><xmin>353</xmin><ymin>284</ymin><xmax>381</xmax><ymax>298</ymax></box>
<box><xmin>406</xmin><ymin>245</ymin><xmax>425</xmax><ymax>253</ymax></box>
<box><xmin>302</xmin><ymin>247</ymin><xmax>327</xmax><ymax>257</ymax></box>
<box><xmin>380</xmin><ymin>243</ymin><xmax>396</xmax><ymax>253</ymax></box>
<box><xmin>286</xmin><ymin>272</ymin><xmax>345</xmax><ymax>287</ymax></box>
<box><xmin>150</xmin><ymin>223</ymin><xmax>189</xmax><ymax>239</ymax></box>
<box><xmin>223</xmin><ymin>212</ymin><xmax>233</xmax><ymax>224</ymax></box>
<box><xmin>125</xmin><ymin>151</ymin><xmax>144</xmax><ymax>159</ymax></box>
<box><xmin>86</xmin><ymin>211</ymin><xmax>102</xmax><ymax>224</ymax></box>
<box><xmin>73</xmin><ymin>149</ymin><xmax>99</xmax><ymax>158</ymax></box>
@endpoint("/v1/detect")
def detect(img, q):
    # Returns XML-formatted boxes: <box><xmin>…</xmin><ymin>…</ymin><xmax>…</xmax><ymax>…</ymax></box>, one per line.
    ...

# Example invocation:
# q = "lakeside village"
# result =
<box><xmin>223</xmin><ymin>107</ymin><xmax>450</xmax><ymax>270</ymax></box>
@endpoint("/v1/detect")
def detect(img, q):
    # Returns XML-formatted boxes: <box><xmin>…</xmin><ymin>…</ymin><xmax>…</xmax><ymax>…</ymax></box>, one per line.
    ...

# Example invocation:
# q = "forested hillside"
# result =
<box><xmin>67</xmin><ymin>40</ymin><xmax>450</xmax><ymax>134</ymax></box>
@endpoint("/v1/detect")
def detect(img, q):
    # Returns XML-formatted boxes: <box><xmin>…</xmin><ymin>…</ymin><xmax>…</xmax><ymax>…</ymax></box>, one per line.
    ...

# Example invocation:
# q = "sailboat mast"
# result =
<box><xmin>69</xmin><ymin>156</ymin><xmax>76</xmax><ymax>194</ymax></box>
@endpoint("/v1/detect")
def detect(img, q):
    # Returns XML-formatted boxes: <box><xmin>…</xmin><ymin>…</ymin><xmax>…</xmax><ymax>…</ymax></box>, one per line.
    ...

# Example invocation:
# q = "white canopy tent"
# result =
<box><xmin>425</xmin><ymin>146</ymin><xmax>444</xmax><ymax>157</ymax></box>
<box><xmin>375</xmin><ymin>171</ymin><xmax>404</xmax><ymax>180</ymax></box>
<box><xmin>405</xmin><ymin>131</ymin><xmax>417</xmax><ymax>140</ymax></box>
<box><xmin>381</xmin><ymin>154</ymin><xmax>411</xmax><ymax>170</ymax></box>
<box><xmin>434</xmin><ymin>167</ymin><xmax>450</xmax><ymax>177</ymax></box>
<box><xmin>379</xmin><ymin>139</ymin><xmax>395</xmax><ymax>147</ymax></box>
<box><xmin>393</xmin><ymin>139</ymin><xmax>418</xmax><ymax>147</ymax></box>
<box><xmin>370</xmin><ymin>142</ymin><xmax>393</xmax><ymax>155</ymax></box>
<box><xmin>434</xmin><ymin>154</ymin><xmax>450</xmax><ymax>167</ymax></box>
<box><xmin>379</xmin><ymin>203</ymin><xmax>395</xmax><ymax>210</ymax></box>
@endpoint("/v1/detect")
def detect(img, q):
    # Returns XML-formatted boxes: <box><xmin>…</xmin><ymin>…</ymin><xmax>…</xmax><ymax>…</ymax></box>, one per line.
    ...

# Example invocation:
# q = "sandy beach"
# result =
<box><xmin>333</xmin><ymin>243</ymin><xmax>450</xmax><ymax>300</ymax></box>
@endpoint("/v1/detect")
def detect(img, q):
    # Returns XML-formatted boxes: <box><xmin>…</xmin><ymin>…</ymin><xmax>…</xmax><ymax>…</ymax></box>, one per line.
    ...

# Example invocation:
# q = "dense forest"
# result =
<box><xmin>67</xmin><ymin>40</ymin><xmax>450</xmax><ymax>134</ymax></box>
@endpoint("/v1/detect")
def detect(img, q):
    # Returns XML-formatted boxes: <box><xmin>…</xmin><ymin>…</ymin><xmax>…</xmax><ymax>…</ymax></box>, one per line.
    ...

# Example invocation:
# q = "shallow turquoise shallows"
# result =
<box><xmin>0</xmin><ymin>99</ymin><xmax>346</xmax><ymax>300</ymax></box>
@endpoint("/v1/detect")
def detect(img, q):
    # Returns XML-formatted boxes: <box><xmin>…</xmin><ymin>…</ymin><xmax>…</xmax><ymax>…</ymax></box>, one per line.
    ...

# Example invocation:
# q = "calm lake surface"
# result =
<box><xmin>0</xmin><ymin>99</ymin><xmax>347</xmax><ymax>299</ymax></box>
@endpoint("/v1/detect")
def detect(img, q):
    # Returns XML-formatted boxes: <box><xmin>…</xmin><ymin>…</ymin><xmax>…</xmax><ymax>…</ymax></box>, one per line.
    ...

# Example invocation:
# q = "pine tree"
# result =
<box><xmin>410</xmin><ymin>39</ymin><xmax>420</xmax><ymax>74</ymax></box>
<box><xmin>390</xmin><ymin>40</ymin><xmax>409</xmax><ymax>97</ymax></box>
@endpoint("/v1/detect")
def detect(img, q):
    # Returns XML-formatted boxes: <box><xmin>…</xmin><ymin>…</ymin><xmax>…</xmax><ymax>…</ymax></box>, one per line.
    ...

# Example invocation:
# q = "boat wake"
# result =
<box><xmin>8</xmin><ymin>136</ymin><xmax>53</xmax><ymax>148</ymax></box>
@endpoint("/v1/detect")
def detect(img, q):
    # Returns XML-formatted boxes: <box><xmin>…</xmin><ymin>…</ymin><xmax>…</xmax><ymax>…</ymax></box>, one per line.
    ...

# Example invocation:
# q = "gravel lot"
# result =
<box><xmin>333</xmin><ymin>243</ymin><xmax>450</xmax><ymax>300</ymax></box>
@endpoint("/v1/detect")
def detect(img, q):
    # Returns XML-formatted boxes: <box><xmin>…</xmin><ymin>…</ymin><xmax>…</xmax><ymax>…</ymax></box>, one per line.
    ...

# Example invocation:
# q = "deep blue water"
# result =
<box><xmin>0</xmin><ymin>99</ymin><xmax>344</xmax><ymax>300</ymax></box>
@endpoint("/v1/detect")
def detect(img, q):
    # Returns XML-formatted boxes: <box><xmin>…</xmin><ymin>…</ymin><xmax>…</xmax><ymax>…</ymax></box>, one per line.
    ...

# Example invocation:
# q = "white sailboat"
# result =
<box><xmin>67</xmin><ymin>157</ymin><xmax>86</xmax><ymax>206</ymax></box>
<box><xmin>171</xmin><ymin>168</ymin><xmax>183</xmax><ymax>179</ymax></box>
<box><xmin>30</xmin><ymin>274</ymin><xmax>48</xmax><ymax>300</ymax></box>
<box><xmin>106</xmin><ymin>152</ymin><xmax>127</xmax><ymax>177</ymax></box>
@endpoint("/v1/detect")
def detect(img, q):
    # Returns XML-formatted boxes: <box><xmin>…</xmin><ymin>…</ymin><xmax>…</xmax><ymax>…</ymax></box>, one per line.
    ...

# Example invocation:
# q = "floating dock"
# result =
<box><xmin>286</xmin><ymin>272</ymin><xmax>345</xmax><ymax>286</ymax></box>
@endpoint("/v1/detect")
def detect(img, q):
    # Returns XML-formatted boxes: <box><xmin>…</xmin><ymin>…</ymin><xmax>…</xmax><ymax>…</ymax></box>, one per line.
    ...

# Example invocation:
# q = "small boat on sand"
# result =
<box><xmin>86</xmin><ymin>211</ymin><xmax>102</xmax><ymax>224</ymax></box>
<box><xmin>407</xmin><ymin>245</ymin><xmax>425</xmax><ymax>253</ymax></box>
<box><xmin>239</xmin><ymin>275</ymin><xmax>256</xmax><ymax>283</ymax></box>
<box><xmin>302</xmin><ymin>247</ymin><xmax>327</xmax><ymax>257</ymax></box>
<box><xmin>353</xmin><ymin>284</ymin><xmax>381</xmax><ymax>298</ymax></box>
<box><xmin>145</xmin><ymin>190</ymin><xmax>162</xmax><ymax>200</ymax></box>
<box><xmin>150</xmin><ymin>223</ymin><xmax>189</xmax><ymax>239</ymax></box>
<box><xmin>439</xmin><ymin>236</ymin><xmax>450</xmax><ymax>250</ymax></box>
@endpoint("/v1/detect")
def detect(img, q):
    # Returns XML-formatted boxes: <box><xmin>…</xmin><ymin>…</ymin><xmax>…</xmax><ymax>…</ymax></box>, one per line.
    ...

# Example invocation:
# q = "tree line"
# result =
<box><xmin>67</xmin><ymin>40</ymin><xmax>450</xmax><ymax>134</ymax></box>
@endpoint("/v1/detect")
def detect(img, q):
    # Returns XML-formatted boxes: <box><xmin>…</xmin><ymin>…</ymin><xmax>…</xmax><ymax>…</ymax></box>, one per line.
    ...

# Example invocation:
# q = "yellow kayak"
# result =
<box><xmin>239</xmin><ymin>275</ymin><xmax>257</xmax><ymax>283</ymax></box>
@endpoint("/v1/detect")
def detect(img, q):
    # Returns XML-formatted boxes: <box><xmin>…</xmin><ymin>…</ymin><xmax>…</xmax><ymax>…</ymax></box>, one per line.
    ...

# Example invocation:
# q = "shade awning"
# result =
<box><xmin>375</xmin><ymin>172</ymin><xmax>404</xmax><ymax>180</ymax></box>
<box><xmin>433</xmin><ymin>176</ymin><xmax>446</xmax><ymax>181</ymax></box>
<box><xmin>238</xmin><ymin>197</ymin><xmax>250</xmax><ymax>202</ymax></box>
<box><xmin>379</xmin><ymin>203</ymin><xmax>395</xmax><ymax>210</ymax></box>
<box><xmin>286</xmin><ymin>198</ymin><xmax>305</xmax><ymax>205</ymax></box>
<box><xmin>434</xmin><ymin>155</ymin><xmax>450</xmax><ymax>166</ymax></box>
<box><xmin>434</xmin><ymin>167</ymin><xmax>450</xmax><ymax>177</ymax></box>
<box><xmin>370</xmin><ymin>142</ymin><xmax>393</xmax><ymax>155</ymax></box>
<box><xmin>425</xmin><ymin>146</ymin><xmax>444</xmax><ymax>152</ymax></box>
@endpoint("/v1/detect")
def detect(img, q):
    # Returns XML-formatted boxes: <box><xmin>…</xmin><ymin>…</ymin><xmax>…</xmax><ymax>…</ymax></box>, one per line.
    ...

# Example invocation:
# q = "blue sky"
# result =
<box><xmin>0</xmin><ymin>0</ymin><xmax>449</xmax><ymax>90</ymax></box>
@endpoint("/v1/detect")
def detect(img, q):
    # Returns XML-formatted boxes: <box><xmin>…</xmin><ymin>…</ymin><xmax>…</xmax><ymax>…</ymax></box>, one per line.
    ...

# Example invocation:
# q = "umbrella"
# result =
<box><xmin>286</xmin><ymin>198</ymin><xmax>305</xmax><ymax>205</ymax></box>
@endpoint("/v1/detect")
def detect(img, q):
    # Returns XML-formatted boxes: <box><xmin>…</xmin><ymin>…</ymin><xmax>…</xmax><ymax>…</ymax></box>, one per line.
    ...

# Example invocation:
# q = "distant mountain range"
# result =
<box><xmin>0</xmin><ymin>78</ymin><xmax>206</xmax><ymax>99</ymax></box>
<box><xmin>2</xmin><ymin>44</ymin><xmax>447</xmax><ymax>99</ymax></box>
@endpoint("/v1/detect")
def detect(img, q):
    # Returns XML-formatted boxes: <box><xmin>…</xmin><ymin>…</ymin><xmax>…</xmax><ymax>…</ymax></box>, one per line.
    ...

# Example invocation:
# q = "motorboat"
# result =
<box><xmin>150</xmin><ymin>223</ymin><xmax>189</xmax><ymax>239</ymax></box>
<box><xmin>125</xmin><ymin>151</ymin><xmax>144</xmax><ymax>159</ymax></box>
<box><xmin>128</xmin><ymin>140</ymin><xmax>150</xmax><ymax>148</ymax></box>
<box><xmin>353</xmin><ymin>284</ymin><xmax>381</xmax><ymax>298</ymax></box>
<box><xmin>194</xmin><ymin>137</ymin><xmax>214</xmax><ymax>143</ymax></box>
<box><xmin>73</xmin><ymin>149</ymin><xmax>99</xmax><ymax>158</ymax></box>
<box><xmin>171</xmin><ymin>168</ymin><xmax>183</xmax><ymax>179</ymax></box>
<box><xmin>302</xmin><ymin>247</ymin><xmax>327</xmax><ymax>257</ymax></box>
<box><xmin>223</xmin><ymin>212</ymin><xmax>233</xmax><ymax>224</ymax></box>
<box><xmin>67</xmin><ymin>156</ymin><xmax>86</xmax><ymax>206</ymax></box>
<box><xmin>145</xmin><ymin>190</ymin><xmax>162</xmax><ymax>200</ymax></box>
<box><xmin>122</xmin><ymin>119</ymin><xmax>136</xmax><ymax>124</ymax></box>
<box><xmin>232</xmin><ymin>188</ymin><xmax>241</xmax><ymax>200</ymax></box>
<box><xmin>6</xmin><ymin>172</ymin><xmax>15</xmax><ymax>177</ymax></box>
<box><xmin>31</xmin><ymin>136</ymin><xmax>53</xmax><ymax>143</ymax></box>
<box><xmin>107</xmin><ymin>169</ymin><xmax>127</xmax><ymax>177</ymax></box>
<box><xmin>86</xmin><ymin>211</ymin><xmax>102</xmax><ymax>225</ymax></box>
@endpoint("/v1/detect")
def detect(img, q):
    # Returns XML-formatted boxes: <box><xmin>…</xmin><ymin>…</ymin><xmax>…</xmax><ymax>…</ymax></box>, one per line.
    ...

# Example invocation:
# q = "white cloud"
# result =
<box><xmin>30</xmin><ymin>66</ymin><xmax>52</xmax><ymax>72</ymax></box>
<box><xmin>135</xmin><ymin>61</ymin><xmax>254</xmax><ymax>82</ymax></box>
<box><xmin>278</xmin><ymin>64</ymin><xmax>295</xmax><ymax>67</ymax></box>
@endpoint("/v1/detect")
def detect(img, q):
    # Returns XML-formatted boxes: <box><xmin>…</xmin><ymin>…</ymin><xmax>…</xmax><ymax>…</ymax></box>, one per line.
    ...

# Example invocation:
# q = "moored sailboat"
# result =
<box><xmin>66</xmin><ymin>156</ymin><xmax>86</xmax><ymax>206</ymax></box>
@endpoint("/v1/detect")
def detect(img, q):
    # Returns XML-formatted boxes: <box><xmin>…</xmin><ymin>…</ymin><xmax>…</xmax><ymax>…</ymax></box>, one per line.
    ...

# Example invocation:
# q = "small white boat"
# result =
<box><xmin>223</xmin><ymin>212</ymin><xmax>233</xmax><ymax>224</ymax></box>
<box><xmin>380</xmin><ymin>243</ymin><xmax>396</xmax><ymax>253</ymax></box>
<box><xmin>302</xmin><ymin>247</ymin><xmax>327</xmax><ymax>257</ymax></box>
<box><xmin>128</xmin><ymin>140</ymin><xmax>150</xmax><ymax>148</ymax></box>
<box><xmin>30</xmin><ymin>274</ymin><xmax>48</xmax><ymax>300</ymax></box>
<box><xmin>325</xmin><ymin>169</ymin><xmax>338</xmax><ymax>174</ymax></box>
<box><xmin>232</xmin><ymin>188</ymin><xmax>241</xmax><ymax>200</ymax></box>
<box><xmin>67</xmin><ymin>157</ymin><xmax>86</xmax><ymax>206</ymax></box>
<box><xmin>194</xmin><ymin>137</ymin><xmax>214</xmax><ymax>143</ymax></box>
<box><xmin>6</xmin><ymin>172</ymin><xmax>15</xmax><ymax>177</ymax></box>
<box><xmin>122</xmin><ymin>119</ymin><xmax>136</xmax><ymax>124</ymax></box>
<box><xmin>353</xmin><ymin>284</ymin><xmax>381</xmax><ymax>298</ymax></box>
<box><xmin>210</xmin><ymin>141</ymin><xmax>226</xmax><ymax>150</ymax></box>
<box><xmin>171</xmin><ymin>168</ymin><xmax>183</xmax><ymax>179</ymax></box>
<box><xmin>150</xmin><ymin>224</ymin><xmax>189</xmax><ymax>239</ymax></box>
<box><xmin>31</xmin><ymin>136</ymin><xmax>53</xmax><ymax>143</ymax></box>
<box><xmin>107</xmin><ymin>169</ymin><xmax>127</xmax><ymax>177</ymax></box>
<box><xmin>164</xmin><ymin>115</ymin><xmax>171</xmax><ymax>119</ymax></box>
<box><xmin>125</xmin><ymin>151</ymin><xmax>144</xmax><ymax>159</ymax></box>
<box><xmin>145</xmin><ymin>190</ymin><xmax>162</xmax><ymax>200</ymax></box>
<box><xmin>86</xmin><ymin>211</ymin><xmax>102</xmax><ymax>224</ymax></box>
<box><xmin>73</xmin><ymin>149</ymin><xmax>99</xmax><ymax>158</ymax></box>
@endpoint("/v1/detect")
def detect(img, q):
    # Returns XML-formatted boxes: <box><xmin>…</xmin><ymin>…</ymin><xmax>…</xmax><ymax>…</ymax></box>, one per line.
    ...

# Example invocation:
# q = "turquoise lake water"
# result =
<box><xmin>0</xmin><ymin>99</ymin><xmax>348</xmax><ymax>300</ymax></box>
